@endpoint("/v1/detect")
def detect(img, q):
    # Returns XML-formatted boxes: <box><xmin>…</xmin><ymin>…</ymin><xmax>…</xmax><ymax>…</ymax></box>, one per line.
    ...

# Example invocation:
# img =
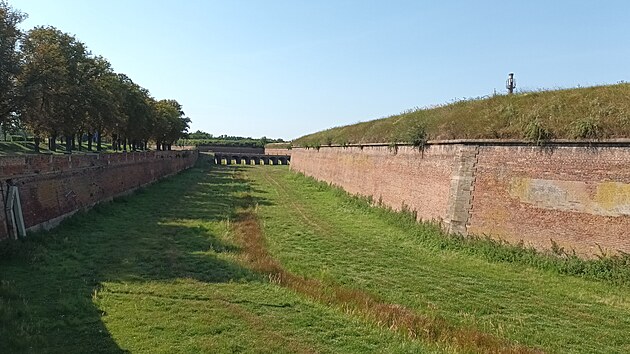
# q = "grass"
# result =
<box><xmin>246</xmin><ymin>167</ymin><xmax>630</xmax><ymax>353</ymax></box>
<box><xmin>1</xmin><ymin>163</ymin><xmax>629</xmax><ymax>353</ymax></box>
<box><xmin>0</xmin><ymin>164</ymin><xmax>435</xmax><ymax>353</ymax></box>
<box><xmin>292</xmin><ymin>83</ymin><xmax>630</xmax><ymax>146</ymax></box>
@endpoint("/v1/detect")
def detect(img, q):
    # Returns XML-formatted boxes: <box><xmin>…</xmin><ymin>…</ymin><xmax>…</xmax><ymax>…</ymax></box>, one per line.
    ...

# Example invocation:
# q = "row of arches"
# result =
<box><xmin>213</xmin><ymin>154</ymin><xmax>290</xmax><ymax>166</ymax></box>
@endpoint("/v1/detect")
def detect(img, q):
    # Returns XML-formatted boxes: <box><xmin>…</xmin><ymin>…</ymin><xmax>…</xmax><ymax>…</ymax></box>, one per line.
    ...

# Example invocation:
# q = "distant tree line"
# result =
<box><xmin>181</xmin><ymin>130</ymin><xmax>285</xmax><ymax>148</ymax></box>
<box><xmin>0</xmin><ymin>1</ymin><xmax>190</xmax><ymax>153</ymax></box>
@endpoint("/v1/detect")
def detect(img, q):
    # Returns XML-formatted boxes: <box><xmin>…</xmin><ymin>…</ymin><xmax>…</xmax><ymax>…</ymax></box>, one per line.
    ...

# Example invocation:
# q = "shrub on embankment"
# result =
<box><xmin>294</xmin><ymin>83</ymin><xmax>630</xmax><ymax>147</ymax></box>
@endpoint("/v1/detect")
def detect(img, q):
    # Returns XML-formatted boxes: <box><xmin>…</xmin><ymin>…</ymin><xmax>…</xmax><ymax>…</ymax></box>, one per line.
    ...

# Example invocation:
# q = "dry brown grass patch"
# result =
<box><xmin>233</xmin><ymin>209</ymin><xmax>543</xmax><ymax>354</ymax></box>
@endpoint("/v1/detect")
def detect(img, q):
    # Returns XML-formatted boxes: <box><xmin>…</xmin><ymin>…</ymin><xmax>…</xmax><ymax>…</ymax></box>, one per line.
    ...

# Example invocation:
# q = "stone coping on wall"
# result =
<box><xmin>0</xmin><ymin>150</ymin><xmax>197</xmax><ymax>179</ymax></box>
<box><xmin>293</xmin><ymin>138</ymin><xmax>630</xmax><ymax>149</ymax></box>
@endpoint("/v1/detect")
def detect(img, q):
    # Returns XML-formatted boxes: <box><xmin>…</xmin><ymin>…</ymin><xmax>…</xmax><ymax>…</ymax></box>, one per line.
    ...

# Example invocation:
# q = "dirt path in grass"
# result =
<box><xmin>230</xmin><ymin>181</ymin><xmax>542</xmax><ymax>354</ymax></box>
<box><xmin>256</xmin><ymin>168</ymin><xmax>334</xmax><ymax>236</ymax></box>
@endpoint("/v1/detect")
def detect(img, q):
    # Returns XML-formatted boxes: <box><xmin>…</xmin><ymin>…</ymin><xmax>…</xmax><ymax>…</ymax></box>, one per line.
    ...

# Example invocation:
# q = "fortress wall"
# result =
<box><xmin>291</xmin><ymin>145</ymin><xmax>458</xmax><ymax>222</ymax></box>
<box><xmin>0</xmin><ymin>150</ymin><xmax>198</xmax><ymax>241</ymax></box>
<box><xmin>291</xmin><ymin>143</ymin><xmax>630</xmax><ymax>256</ymax></box>
<box><xmin>469</xmin><ymin>145</ymin><xmax>630</xmax><ymax>255</ymax></box>
<box><xmin>264</xmin><ymin>147</ymin><xmax>292</xmax><ymax>156</ymax></box>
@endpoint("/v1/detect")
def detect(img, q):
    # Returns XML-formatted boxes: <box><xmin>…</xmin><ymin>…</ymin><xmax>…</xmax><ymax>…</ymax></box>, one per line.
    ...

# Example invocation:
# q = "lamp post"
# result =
<box><xmin>506</xmin><ymin>73</ymin><xmax>516</xmax><ymax>94</ymax></box>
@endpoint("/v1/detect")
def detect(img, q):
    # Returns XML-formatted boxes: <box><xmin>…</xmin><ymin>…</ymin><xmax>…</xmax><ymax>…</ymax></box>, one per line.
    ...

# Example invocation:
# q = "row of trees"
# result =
<box><xmin>0</xmin><ymin>1</ymin><xmax>190</xmax><ymax>152</ymax></box>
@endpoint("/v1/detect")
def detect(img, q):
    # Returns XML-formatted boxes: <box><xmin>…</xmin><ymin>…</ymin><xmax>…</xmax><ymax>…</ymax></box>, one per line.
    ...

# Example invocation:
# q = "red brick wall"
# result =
<box><xmin>291</xmin><ymin>143</ymin><xmax>630</xmax><ymax>256</ymax></box>
<box><xmin>0</xmin><ymin>150</ymin><xmax>198</xmax><ymax>240</ymax></box>
<box><xmin>264</xmin><ymin>147</ymin><xmax>292</xmax><ymax>156</ymax></box>
<box><xmin>469</xmin><ymin>145</ymin><xmax>630</xmax><ymax>255</ymax></box>
<box><xmin>291</xmin><ymin>145</ymin><xmax>458</xmax><ymax>222</ymax></box>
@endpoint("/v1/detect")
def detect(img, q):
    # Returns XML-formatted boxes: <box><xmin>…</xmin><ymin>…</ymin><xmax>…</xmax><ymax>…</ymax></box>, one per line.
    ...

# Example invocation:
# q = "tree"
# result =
<box><xmin>81</xmin><ymin>57</ymin><xmax>122</xmax><ymax>151</ymax></box>
<box><xmin>152</xmin><ymin>99</ymin><xmax>190</xmax><ymax>150</ymax></box>
<box><xmin>115</xmin><ymin>74</ymin><xmax>154</xmax><ymax>151</ymax></box>
<box><xmin>0</xmin><ymin>1</ymin><xmax>26</xmax><ymax>137</ymax></box>
<box><xmin>188</xmin><ymin>130</ymin><xmax>212</xmax><ymax>139</ymax></box>
<box><xmin>18</xmin><ymin>26</ymin><xmax>88</xmax><ymax>152</ymax></box>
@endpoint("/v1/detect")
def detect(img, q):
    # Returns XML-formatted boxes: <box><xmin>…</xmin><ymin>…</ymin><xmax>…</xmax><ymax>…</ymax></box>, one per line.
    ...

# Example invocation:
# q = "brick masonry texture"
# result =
<box><xmin>264</xmin><ymin>147</ymin><xmax>292</xmax><ymax>156</ymax></box>
<box><xmin>468</xmin><ymin>145</ymin><xmax>630</xmax><ymax>256</ymax></box>
<box><xmin>291</xmin><ymin>143</ymin><xmax>630</xmax><ymax>256</ymax></box>
<box><xmin>0</xmin><ymin>150</ymin><xmax>198</xmax><ymax>241</ymax></box>
<box><xmin>291</xmin><ymin>145</ymin><xmax>458</xmax><ymax>222</ymax></box>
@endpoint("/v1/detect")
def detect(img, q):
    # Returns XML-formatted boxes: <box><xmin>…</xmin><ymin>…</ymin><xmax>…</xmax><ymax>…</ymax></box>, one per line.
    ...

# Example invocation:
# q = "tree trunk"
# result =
<box><xmin>34</xmin><ymin>136</ymin><xmax>40</xmax><ymax>153</ymax></box>
<box><xmin>71</xmin><ymin>134</ymin><xmax>76</xmax><ymax>150</ymax></box>
<box><xmin>123</xmin><ymin>138</ymin><xmax>127</xmax><ymax>151</ymax></box>
<box><xmin>87</xmin><ymin>133</ymin><xmax>93</xmax><ymax>151</ymax></box>
<box><xmin>50</xmin><ymin>135</ymin><xmax>57</xmax><ymax>152</ymax></box>
<box><xmin>65</xmin><ymin>135</ymin><xmax>72</xmax><ymax>153</ymax></box>
<box><xmin>97</xmin><ymin>131</ymin><xmax>102</xmax><ymax>152</ymax></box>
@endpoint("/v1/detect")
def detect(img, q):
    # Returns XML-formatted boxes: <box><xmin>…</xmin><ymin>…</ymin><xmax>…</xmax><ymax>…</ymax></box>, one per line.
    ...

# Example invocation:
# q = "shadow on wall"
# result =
<box><xmin>0</xmin><ymin>151</ymin><xmax>198</xmax><ymax>241</ymax></box>
<box><xmin>0</xmin><ymin>165</ymin><xmax>269</xmax><ymax>352</ymax></box>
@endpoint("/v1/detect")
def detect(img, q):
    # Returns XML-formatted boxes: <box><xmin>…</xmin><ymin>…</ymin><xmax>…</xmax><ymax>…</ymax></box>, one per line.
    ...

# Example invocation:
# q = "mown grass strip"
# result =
<box><xmin>245</xmin><ymin>166</ymin><xmax>630</xmax><ymax>353</ymax></box>
<box><xmin>232</xmin><ymin>207</ymin><xmax>541</xmax><ymax>354</ymax></box>
<box><xmin>0</xmin><ymin>164</ymin><xmax>439</xmax><ymax>353</ymax></box>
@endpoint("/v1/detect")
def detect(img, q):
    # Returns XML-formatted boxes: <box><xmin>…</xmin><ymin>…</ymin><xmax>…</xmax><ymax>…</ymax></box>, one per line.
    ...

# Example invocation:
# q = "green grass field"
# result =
<box><xmin>1</xmin><ymin>164</ymin><xmax>629</xmax><ymax>353</ymax></box>
<box><xmin>293</xmin><ymin>83</ymin><xmax>630</xmax><ymax>147</ymax></box>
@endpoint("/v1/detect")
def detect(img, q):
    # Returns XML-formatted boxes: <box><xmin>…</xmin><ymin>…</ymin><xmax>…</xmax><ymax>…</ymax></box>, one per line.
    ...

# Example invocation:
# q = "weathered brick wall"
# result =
<box><xmin>468</xmin><ymin>145</ymin><xmax>630</xmax><ymax>255</ymax></box>
<box><xmin>264</xmin><ymin>147</ymin><xmax>292</xmax><ymax>156</ymax></box>
<box><xmin>291</xmin><ymin>142</ymin><xmax>630</xmax><ymax>256</ymax></box>
<box><xmin>0</xmin><ymin>150</ymin><xmax>198</xmax><ymax>240</ymax></box>
<box><xmin>291</xmin><ymin>145</ymin><xmax>458</xmax><ymax>222</ymax></box>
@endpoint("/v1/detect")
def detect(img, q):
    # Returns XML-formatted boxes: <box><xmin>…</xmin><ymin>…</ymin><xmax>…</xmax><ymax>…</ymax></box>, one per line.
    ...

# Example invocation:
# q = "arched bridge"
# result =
<box><xmin>214</xmin><ymin>152</ymin><xmax>290</xmax><ymax>165</ymax></box>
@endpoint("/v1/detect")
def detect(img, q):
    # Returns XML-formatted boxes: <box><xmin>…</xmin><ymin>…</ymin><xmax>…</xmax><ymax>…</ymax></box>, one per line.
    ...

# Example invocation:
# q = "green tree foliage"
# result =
<box><xmin>153</xmin><ymin>99</ymin><xmax>190</xmax><ymax>150</ymax></box>
<box><xmin>0</xmin><ymin>4</ymin><xmax>190</xmax><ymax>153</ymax></box>
<box><xmin>18</xmin><ymin>26</ymin><xmax>88</xmax><ymax>150</ymax></box>
<box><xmin>188</xmin><ymin>130</ymin><xmax>213</xmax><ymax>140</ymax></box>
<box><xmin>0</xmin><ymin>1</ymin><xmax>26</xmax><ymax>133</ymax></box>
<box><xmin>81</xmin><ymin>56</ymin><xmax>121</xmax><ymax>151</ymax></box>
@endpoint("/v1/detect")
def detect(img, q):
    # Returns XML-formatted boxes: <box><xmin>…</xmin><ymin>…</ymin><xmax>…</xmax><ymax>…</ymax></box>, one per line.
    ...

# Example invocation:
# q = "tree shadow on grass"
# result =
<box><xmin>0</xmin><ymin>165</ymin><xmax>268</xmax><ymax>353</ymax></box>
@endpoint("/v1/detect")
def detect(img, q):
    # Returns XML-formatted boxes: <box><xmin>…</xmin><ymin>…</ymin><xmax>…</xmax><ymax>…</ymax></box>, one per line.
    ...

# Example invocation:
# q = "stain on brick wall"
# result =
<box><xmin>468</xmin><ymin>145</ymin><xmax>630</xmax><ymax>256</ymax></box>
<box><xmin>292</xmin><ymin>143</ymin><xmax>630</xmax><ymax>257</ymax></box>
<box><xmin>0</xmin><ymin>150</ymin><xmax>198</xmax><ymax>241</ymax></box>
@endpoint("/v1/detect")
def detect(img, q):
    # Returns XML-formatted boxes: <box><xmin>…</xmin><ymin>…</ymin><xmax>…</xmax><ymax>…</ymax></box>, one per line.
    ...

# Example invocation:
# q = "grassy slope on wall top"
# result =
<box><xmin>293</xmin><ymin>83</ymin><xmax>630</xmax><ymax>147</ymax></box>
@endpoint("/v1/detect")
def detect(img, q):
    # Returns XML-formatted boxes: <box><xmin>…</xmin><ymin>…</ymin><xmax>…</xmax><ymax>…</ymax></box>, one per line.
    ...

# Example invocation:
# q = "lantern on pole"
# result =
<box><xmin>506</xmin><ymin>73</ymin><xmax>516</xmax><ymax>94</ymax></box>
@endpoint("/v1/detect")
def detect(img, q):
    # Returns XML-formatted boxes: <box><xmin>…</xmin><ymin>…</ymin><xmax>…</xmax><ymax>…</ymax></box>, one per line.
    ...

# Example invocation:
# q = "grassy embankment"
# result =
<box><xmin>293</xmin><ymin>83</ymin><xmax>630</xmax><ymax>147</ymax></box>
<box><xmin>1</xmin><ymin>164</ymin><xmax>629</xmax><ymax>353</ymax></box>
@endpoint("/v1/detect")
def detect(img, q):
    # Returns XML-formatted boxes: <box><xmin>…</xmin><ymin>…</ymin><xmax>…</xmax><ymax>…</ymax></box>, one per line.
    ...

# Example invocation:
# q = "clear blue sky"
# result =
<box><xmin>10</xmin><ymin>0</ymin><xmax>630</xmax><ymax>140</ymax></box>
